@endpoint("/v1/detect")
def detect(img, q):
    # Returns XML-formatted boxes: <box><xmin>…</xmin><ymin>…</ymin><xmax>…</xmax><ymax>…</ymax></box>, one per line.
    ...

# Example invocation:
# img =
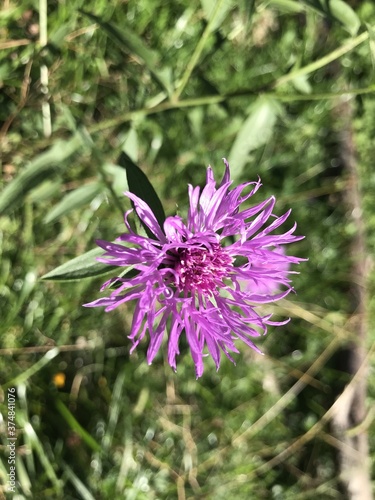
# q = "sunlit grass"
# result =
<box><xmin>1</xmin><ymin>0</ymin><xmax>375</xmax><ymax>498</ymax></box>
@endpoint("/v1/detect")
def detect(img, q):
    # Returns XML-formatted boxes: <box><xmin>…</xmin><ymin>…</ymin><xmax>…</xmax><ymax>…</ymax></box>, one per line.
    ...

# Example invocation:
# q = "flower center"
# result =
<box><xmin>174</xmin><ymin>244</ymin><xmax>233</xmax><ymax>293</ymax></box>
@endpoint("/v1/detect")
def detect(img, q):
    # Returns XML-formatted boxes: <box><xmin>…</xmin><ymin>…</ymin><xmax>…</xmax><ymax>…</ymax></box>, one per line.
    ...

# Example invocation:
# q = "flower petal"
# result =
<box><xmin>125</xmin><ymin>192</ymin><xmax>167</xmax><ymax>242</ymax></box>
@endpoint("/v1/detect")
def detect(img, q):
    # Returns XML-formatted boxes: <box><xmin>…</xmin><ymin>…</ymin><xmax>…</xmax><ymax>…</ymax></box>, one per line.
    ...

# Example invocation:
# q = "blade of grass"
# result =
<box><xmin>102</xmin><ymin>367</ymin><xmax>127</xmax><ymax>452</ymax></box>
<box><xmin>61</xmin><ymin>463</ymin><xmax>96</xmax><ymax>500</ymax></box>
<box><xmin>273</xmin><ymin>29</ymin><xmax>369</xmax><ymax>88</ymax></box>
<box><xmin>22</xmin><ymin>420</ymin><xmax>63</xmax><ymax>490</ymax></box>
<box><xmin>78</xmin><ymin>127</ymin><xmax>126</xmax><ymax>219</ymax></box>
<box><xmin>79</xmin><ymin>9</ymin><xmax>173</xmax><ymax>95</ymax></box>
<box><xmin>4</xmin><ymin>348</ymin><xmax>60</xmax><ymax>388</ymax></box>
<box><xmin>172</xmin><ymin>0</ymin><xmax>227</xmax><ymax>100</ymax></box>
<box><xmin>16</xmin><ymin>455</ymin><xmax>32</xmax><ymax>497</ymax></box>
<box><xmin>0</xmin><ymin>132</ymin><xmax>84</xmax><ymax>214</ymax></box>
<box><xmin>44</xmin><ymin>181</ymin><xmax>103</xmax><ymax>224</ymax></box>
<box><xmin>17</xmin><ymin>384</ymin><xmax>63</xmax><ymax>492</ymax></box>
<box><xmin>228</xmin><ymin>96</ymin><xmax>282</xmax><ymax>179</ymax></box>
<box><xmin>55</xmin><ymin>398</ymin><xmax>101</xmax><ymax>453</ymax></box>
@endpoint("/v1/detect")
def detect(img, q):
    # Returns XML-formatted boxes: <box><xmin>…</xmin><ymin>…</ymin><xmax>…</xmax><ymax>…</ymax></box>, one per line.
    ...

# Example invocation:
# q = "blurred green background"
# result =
<box><xmin>1</xmin><ymin>0</ymin><xmax>374</xmax><ymax>498</ymax></box>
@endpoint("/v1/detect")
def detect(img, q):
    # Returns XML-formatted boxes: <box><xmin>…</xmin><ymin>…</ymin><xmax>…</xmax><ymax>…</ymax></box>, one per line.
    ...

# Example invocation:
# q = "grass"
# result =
<box><xmin>1</xmin><ymin>0</ymin><xmax>375</xmax><ymax>498</ymax></box>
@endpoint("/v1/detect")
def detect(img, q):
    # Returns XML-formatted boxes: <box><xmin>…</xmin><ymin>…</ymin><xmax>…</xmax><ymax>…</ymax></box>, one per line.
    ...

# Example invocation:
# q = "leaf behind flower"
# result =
<box><xmin>117</xmin><ymin>152</ymin><xmax>166</xmax><ymax>239</ymax></box>
<box><xmin>228</xmin><ymin>97</ymin><xmax>283</xmax><ymax>180</ymax></box>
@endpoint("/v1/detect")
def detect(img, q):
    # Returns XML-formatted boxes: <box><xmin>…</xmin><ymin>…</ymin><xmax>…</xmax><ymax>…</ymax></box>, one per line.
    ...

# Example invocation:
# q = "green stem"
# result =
<box><xmin>88</xmin><ymin>27</ymin><xmax>373</xmax><ymax>134</ymax></box>
<box><xmin>90</xmin><ymin>84</ymin><xmax>375</xmax><ymax>134</ymax></box>
<box><xmin>274</xmin><ymin>30</ymin><xmax>369</xmax><ymax>88</ymax></box>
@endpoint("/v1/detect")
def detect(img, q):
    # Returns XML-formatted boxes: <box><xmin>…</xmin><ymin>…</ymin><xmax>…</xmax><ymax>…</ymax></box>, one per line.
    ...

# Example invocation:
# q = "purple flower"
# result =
<box><xmin>243</xmin><ymin>245</ymin><xmax>290</xmax><ymax>296</ymax></box>
<box><xmin>84</xmin><ymin>160</ymin><xmax>304</xmax><ymax>378</ymax></box>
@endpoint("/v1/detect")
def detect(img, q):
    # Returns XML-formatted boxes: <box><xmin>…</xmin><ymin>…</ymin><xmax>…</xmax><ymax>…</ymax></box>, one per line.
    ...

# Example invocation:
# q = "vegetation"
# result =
<box><xmin>1</xmin><ymin>0</ymin><xmax>374</xmax><ymax>498</ymax></box>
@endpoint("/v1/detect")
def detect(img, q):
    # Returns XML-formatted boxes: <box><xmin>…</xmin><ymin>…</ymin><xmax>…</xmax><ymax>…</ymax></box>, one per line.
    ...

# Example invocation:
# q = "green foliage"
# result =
<box><xmin>41</xmin><ymin>247</ymin><xmax>117</xmax><ymax>281</ymax></box>
<box><xmin>1</xmin><ymin>0</ymin><xmax>374</xmax><ymax>498</ymax></box>
<box><xmin>118</xmin><ymin>151</ymin><xmax>166</xmax><ymax>237</ymax></box>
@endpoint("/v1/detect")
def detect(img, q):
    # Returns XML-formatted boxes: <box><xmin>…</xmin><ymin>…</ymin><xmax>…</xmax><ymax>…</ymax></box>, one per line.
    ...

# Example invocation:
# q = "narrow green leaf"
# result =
<box><xmin>61</xmin><ymin>463</ymin><xmax>96</xmax><ymax>500</ymax></box>
<box><xmin>366</xmin><ymin>23</ymin><xmax>375</xmax><ymax>70</ymax></box>
<box><xmin>28</xmin><ymin>180</ymin><xmax>62</xmax><ymax>203</ymax></box>
<box><xmin>122</xmin><ymin>126</ymin><xmax>139</xmax><ymax>162</ymax></box>
<box><xmin>0</xmin><ymin>5</ymin><xmax>24</xmax><ymax>21</ymax></box>
<box><xmin>327</xmin><ymin>0</ymin><xmax>361</xmax><ymax>36</ymax></box>
<box><xmin>200</xmin><ymin>0</ymin><xmax>233</xmax><ymax>33</ymax></box>
<box><xmin>20</xmin><ymin>406</ymin><xmax>63</xmax><ymax>489</ymax></box>
<box><xmin>103</xmin><ymin>163</ymin><xmax>129</xmax><ymax>195</ymax></box>
<box><xmin>55</xmin><ymin>399</ymin><xmax>101</xmax><ymax>453</ymax></box>
<box><xmin>301</xmin><ymin>0</ymin><xmax>360</xmax><ymax>36</ymax></box>
<box><xmin>274</xmin><ymin>30</ymin><xmax>369</xmax><ymax>88</ymax></box>
<box><xmin>15</xmin><ymin>456</ymin><xmax>32</xmax><ymax>497</ymax></box>
<box><xmin>118</xmin><ymin>152</ymin><xmax>166</xmax><ymax>236</ymax></box>
<box><xmin>0</xmin><ymin>132</ymin><xmax>84</xmax><ymax>215</ymax></box>
<box><xmin>228</xmin><ymin>97</ymin><xmax>282</xmax><ymax>179</ymax></box>
<box><xmin>44</xmin><ymin>181</ymin><xmax>103</xmax><ymax>224</ymax></box>
<box><xmin>5</xmin><ymin>348</ymin><xmax>60</xmax><ymax>388</ymax></box>
<box><xmin>41</xmin><ymin>247</ymin><xmax>117</xmax><ymax>281</ymax></box>
<box><xmin>269</xmin><ymin>0</ymin><xmax>304</xmax><ymax>13</ymax></box>
<box><xmin>0</xmin><ymin>62</ymin><xmax>12</xmax><ymax>81</ymax></box>
<box><xmin>291</xmin><ymin>73</ymin><xmax>312</xmax><ymax>94</ymax></box>
<box><xmin>50</xmin><ymin>22</ymin><xmax>75</xmax><ymax>47</ymax></box>
<box><xmin>79</xmin><ymin>10</ymin><xmax>173</xmax><ymax>95</ymax></box>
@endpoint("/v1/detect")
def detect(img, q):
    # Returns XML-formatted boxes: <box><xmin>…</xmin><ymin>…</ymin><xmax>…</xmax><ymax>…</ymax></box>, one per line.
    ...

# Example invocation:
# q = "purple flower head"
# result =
<box><xmin>84</xmin><ymin>160</ymin><xmax>305</xmax><ymax>378</ymax></box>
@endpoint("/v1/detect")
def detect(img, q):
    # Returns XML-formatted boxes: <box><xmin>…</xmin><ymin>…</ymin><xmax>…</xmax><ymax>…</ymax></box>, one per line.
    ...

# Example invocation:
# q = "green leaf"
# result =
<box><xmin>301</xmin><ymin>0</ymin><xmax>360</xmax><ymax>36</ymax></box>
<box><xmin>5</xmin><ymin>349</ymin><xmax>60</xmax><ymax>388</ymax></box>
<box><xmin>291</xmin><ymin>73</ymin><xmax>312</xmax><ymax>94</ymax></box>
<box><xmin>44</xmin><ymin>181</ymin><xmax>103</xmax><ymax>224</ymax></box>
<box><xmin>122</xmin><ymin>126</ymin><xmax>139</xmax><ymax>162</ymax></box>
<box><xmin>366</xmin><ymin>23</ymin><xmax>375</xmax><ymax>70</ymax></box>
<box><xmin>41</xmin><ymin>247</ymin><xmax>116</xmax><ymax>281</ymax></box>
<box><xmin>0</xmin><ymin>62</ymin><xmax>12</xmax><ymax>81</ymax></box>
<box><xmin>28</xmin><ymin>180</ymin><xmax>62</xmax><ymax>203</ymax></box>
<box><xmin>0</xmin><ymin>5</ymin><xmax>24</xmax><ymax>21</ymax></box>
<box><xmin>327</xmin><ymin>0</ymin><xmax>361</xmax><ymax>36</ymax></box>
<box><xmin>50</xmin><ymin>22</ymin><xmax>75</xmax><ymax>47</ymax></box>
<box><xmin>268</xmin><ymin>0</ymin><xmax>304</xmax><ymax>13</ymax></box>
<box><xmin>0</xmin><ymin>133</ymin><xmax>84</xmax><ymax>215</ymax></box>
<box><xmin>200</xmin><ymin>0</ymin><xmax>233</xmax><ymax>32</ymax></box>
<box><xmin>79</xmin><ymin>10</ymin><xmax>173</xmax><ymax>95</ymax></box>
<box><xmin>61</xmin><ymin>463</ymin><xmax>96</xmax><ymax>500</ymax></box>
<box><xmin>55</xmin><ymin>399</ymin><xmax>101</xmax><ymax>453</ymax></box>
<box><xmin>117</xmin><ymin>152</ymin><xmax>166</xmax><ymax>237</ymax></box>
<box><xmin>228</xmin><ymin>97</ymin><xmax>282</xmax><ymax>179</ymax></box>
<box><xmin>102</xmin><ymin>163</ymin><xmax>129</xmax><ymax>196</ymax></box>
